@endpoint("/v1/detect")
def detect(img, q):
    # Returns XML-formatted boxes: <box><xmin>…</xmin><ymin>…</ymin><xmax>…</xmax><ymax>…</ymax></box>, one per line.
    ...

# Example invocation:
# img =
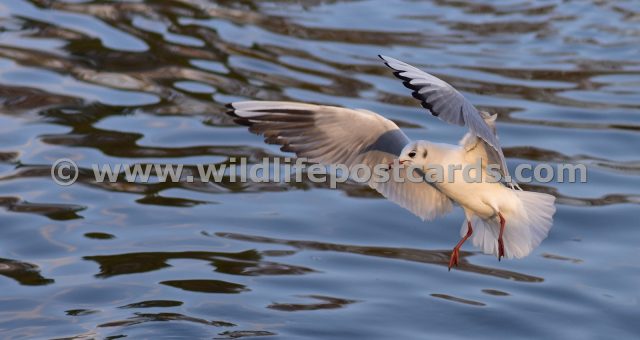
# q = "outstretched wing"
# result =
<box><xmin>379</xmin><ymin>55</ymin><xmax>512</xmax><ymax>183</ymax></box>
<box><xmin>458</xmin><ymin>111</ymin><xmax>507</xmax><ymax>182</ymax></box>
<box><xmin>228</xmin><ymin>101</ymin><xmax>453</xmax><ymax>220</ymax></box>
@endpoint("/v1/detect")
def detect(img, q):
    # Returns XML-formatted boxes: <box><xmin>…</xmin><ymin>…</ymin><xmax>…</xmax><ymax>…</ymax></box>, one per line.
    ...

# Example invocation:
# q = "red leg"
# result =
<box><xmin>498</xmin><ymin>212</ymin><xmax>506</xmax><ymax>261</ymax></box>
<box><xmin>448</xmin><ymin>221</ymin><xmax>473</xmax><ymax>271</ymax></box>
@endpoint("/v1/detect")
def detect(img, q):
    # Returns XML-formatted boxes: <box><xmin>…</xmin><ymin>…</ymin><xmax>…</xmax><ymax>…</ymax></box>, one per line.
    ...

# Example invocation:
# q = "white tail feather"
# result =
<box><xmin>461</xmin><ymin>190</ymin><xmax>556</xmax><ymax>259</ymax></box>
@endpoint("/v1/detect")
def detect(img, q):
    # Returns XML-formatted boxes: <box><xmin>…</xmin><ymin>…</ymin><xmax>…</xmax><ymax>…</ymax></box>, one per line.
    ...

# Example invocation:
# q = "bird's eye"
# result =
<box><xmin>408</xmin><ymin>151</ymin><xmax>416</xmax><ymax>158</ymax></box>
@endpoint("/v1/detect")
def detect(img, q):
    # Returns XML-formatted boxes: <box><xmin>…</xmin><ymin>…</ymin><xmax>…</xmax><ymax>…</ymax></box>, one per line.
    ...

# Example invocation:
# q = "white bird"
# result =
<box><xmin>227</xmin><ymin>55</ymin><xmax>556</xmax><ymax>270</ymax></box>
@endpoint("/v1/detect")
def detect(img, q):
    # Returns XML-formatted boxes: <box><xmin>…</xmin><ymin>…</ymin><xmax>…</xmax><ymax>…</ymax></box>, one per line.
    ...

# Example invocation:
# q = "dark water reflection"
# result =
<box><xmin>216</xmin><ymin>232</ymin><xmax>544</xmax><ymax>282</ymax></box>
<box><xmin>0</xmin><ymin>0</ymin><xmax>639</xmax><ymax>339</ymax></box>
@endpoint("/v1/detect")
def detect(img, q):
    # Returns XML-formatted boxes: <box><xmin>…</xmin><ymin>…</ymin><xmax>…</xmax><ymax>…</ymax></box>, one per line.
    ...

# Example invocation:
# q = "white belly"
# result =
<box><xmin>436</xmin><ymin>180</ymin><xmax>511</xmax><ymax>219</ymax></box>
<box><xmin>420</xmin><ymin>142</ymin><xmax>518</xmax><ymax>219</ymax></box>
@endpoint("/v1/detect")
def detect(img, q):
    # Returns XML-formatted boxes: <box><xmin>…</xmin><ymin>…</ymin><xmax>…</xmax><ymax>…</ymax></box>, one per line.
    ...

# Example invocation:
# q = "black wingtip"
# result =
<box><xmin>225</xmin><ymin>103</ymin><xmax>239</xmax><ymax>118</ymax></box>
<box><xmin>233</xmin><ymin>117</ymin><xmax>252</xmax><ymax>126</ymax></box>
<box><xmin>379</xmin><ymin>55</ymin><xmax>393</xmax><ymax>69</ymax></box>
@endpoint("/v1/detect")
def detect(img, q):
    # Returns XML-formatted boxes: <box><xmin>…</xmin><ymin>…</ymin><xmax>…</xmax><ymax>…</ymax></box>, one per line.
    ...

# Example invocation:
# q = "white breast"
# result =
<box><xmin>427</xmin><ymin>143</ymin><xmax>514</xmax><ymax>219</ymax></box>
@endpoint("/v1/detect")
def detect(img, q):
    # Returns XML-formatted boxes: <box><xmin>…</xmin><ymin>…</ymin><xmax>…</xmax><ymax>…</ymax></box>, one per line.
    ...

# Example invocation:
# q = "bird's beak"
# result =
<box><xmin>387</xmin><ymin>159</ymin><xmax>408</xmax><ymax>169</ymax></box>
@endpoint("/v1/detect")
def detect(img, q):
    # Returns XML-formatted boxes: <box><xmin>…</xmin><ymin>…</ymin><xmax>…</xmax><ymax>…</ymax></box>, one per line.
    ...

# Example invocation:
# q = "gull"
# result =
<box><xmin>226</xmin><ymin>55</ymin><xmax>556</xmax><ymax>270</ymax></box>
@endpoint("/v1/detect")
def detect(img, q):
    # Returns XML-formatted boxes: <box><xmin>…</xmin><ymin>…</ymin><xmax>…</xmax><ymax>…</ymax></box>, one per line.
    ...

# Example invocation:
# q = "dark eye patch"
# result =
<box><xmin>408</xmin><ymin>151</ymin><xmax>416</xmax><ymax>158</ymax></box>
<box><xmin>423</xmin><ymin>150</ymin><xmax>428</xmax><ymax>158</ymax></box>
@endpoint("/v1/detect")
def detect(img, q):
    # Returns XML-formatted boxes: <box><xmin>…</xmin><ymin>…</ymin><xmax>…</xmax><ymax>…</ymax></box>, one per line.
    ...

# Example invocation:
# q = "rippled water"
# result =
<box><xmin>0</xmin><ymin>0</ymin><xmax>639</xmax><ymax>338</ymax></box>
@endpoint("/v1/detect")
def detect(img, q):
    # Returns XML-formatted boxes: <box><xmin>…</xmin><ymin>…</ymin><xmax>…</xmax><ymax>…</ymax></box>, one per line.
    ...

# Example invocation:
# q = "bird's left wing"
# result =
<box><xmin>379</xmin><ymin>55</ymin><xmax>513</xmax><ymax>185</ymax></box>
<box><xmin>228</xmin><ymin>101</ymin><xmax>453</xmax><ymax>220</ymax></box>
<box><xmin>458</xmin><ymin>111</ymin><xmax>507</xmax><ymax>182</ymax></box>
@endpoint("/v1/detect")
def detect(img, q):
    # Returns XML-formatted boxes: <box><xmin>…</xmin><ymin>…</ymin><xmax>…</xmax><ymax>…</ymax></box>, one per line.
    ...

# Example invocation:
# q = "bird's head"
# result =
<box><xmin>396</xmin><ymin>140</ymin><xmax>430</xmax><ymax>167</ymax></box>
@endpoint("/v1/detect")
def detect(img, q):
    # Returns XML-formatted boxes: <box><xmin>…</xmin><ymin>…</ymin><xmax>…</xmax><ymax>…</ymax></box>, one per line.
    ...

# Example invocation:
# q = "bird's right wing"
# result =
<box><xmin>228</xmin><ymin>101</ymin><xmax>453</xmax><ymax>220</ymax></box>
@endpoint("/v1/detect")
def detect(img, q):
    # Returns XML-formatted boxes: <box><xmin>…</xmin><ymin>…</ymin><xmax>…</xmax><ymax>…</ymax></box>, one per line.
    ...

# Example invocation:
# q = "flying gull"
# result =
<box><xmin>226</xmin><ymin>55</ymin><xmax>556</xmax><ymax>270</ymax></box>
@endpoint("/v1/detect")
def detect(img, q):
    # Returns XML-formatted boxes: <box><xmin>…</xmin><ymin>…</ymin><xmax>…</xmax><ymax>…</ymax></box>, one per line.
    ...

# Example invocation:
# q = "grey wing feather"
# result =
<box><xmin>228</xmin><ymin>101</ymin><xmax>453</xmax><ymax>220</ymax></box>
<box><xmin>459</xmin><ymin>112</ymin><xmax>505</xmax><ymax>181</ymax></box>
<box><xmin>379</xmin><ymin>55</ymin><xmax>512</xmax><ymax>183</ymax></box>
